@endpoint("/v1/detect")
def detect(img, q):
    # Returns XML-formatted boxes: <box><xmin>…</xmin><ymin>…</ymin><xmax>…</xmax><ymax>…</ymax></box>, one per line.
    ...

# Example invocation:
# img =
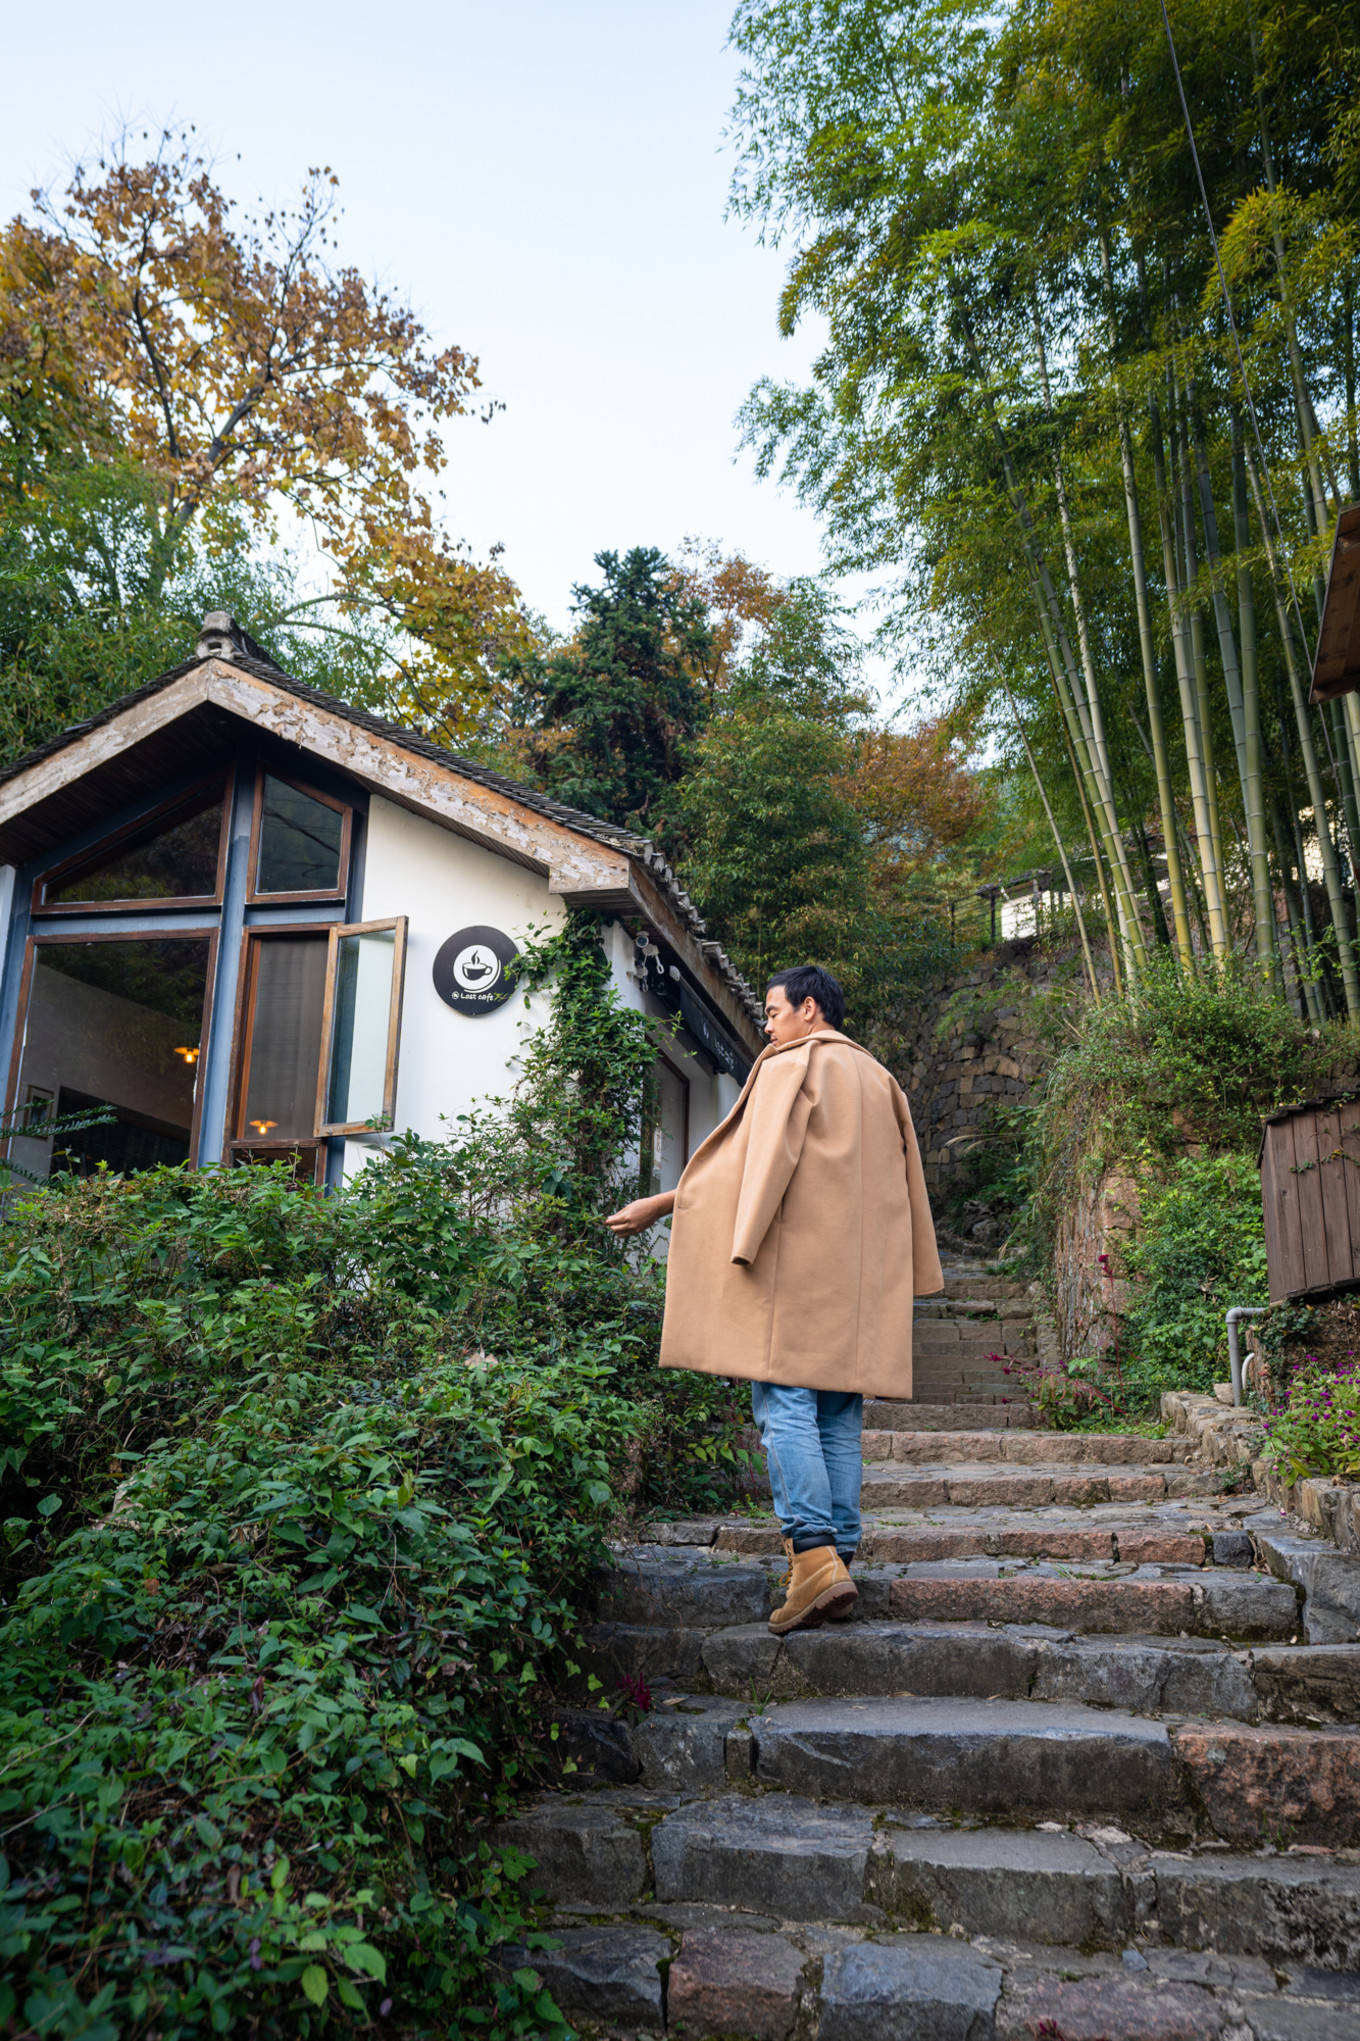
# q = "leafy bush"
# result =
<box><xmin>1118</xmin><ymin>1152</ymin><xmax>1269</xmax><ymax>1404</ymax></box>
<box><xmin>1264</xmin><ymin>1363</ymin><xmax>1360</xmax><ymax>1484</ymax></box>
<box><xmin>0</xmin><ymin>917</ymin><xmax>751</xmax><ymax>2036</ymax></box>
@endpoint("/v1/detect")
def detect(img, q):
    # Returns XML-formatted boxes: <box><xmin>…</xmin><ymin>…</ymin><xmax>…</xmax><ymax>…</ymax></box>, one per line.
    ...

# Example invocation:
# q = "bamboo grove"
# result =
<box><xmin>729</xmin><ymin>0</ymin><xmax>1360</xmax><ymax>1013</ymax></box>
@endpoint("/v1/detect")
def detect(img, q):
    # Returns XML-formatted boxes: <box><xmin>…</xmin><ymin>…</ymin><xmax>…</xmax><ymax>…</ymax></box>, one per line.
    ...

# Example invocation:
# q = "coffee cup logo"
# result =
<box><xmin>452</xmin><ymin>943</ymin><xmax>501</xmax><ymax>993</ymax></box>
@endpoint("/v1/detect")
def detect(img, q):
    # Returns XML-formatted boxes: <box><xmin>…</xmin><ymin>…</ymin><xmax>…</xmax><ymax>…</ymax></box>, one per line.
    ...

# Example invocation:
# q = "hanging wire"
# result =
<box><xmin>1156</xmin><ymin>0</ymin><xmax>1320</xmax><ymax>668</ymax></box>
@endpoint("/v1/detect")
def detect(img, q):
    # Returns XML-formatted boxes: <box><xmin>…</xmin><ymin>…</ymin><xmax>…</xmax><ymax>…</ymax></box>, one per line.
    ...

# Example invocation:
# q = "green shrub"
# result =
<box><xmin>1264</xmin><ymin>1364</ymin><xmax>1360</xmax><ymax>1484</ymax></box>
<box><xmin>0</xmin><ymin>916</ymin><xmax>752</xmax><ymax>2036</ymax></box>
<box><xmin>1118</xmin><ymin>1152</ymin><xmax>1269</xmax><ymax>1404</ymax></box>
<box><xmin>1037</xmin><ymin>951</ymin><xmax>1337</xmax><ymax>1161</ymax></box>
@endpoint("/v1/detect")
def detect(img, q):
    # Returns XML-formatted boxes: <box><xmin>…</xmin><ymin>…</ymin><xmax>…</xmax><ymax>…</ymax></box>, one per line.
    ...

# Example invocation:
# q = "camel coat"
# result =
<box><xmin>659</xmin><ymin>1029</ymin><xmax>943</xmax><ymax>1399</ymax></box>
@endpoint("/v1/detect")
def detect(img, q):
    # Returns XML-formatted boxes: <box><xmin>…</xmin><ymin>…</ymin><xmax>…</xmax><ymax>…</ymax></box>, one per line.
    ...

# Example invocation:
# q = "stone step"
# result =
<box><xmin>914</xmin><ymin>1296</ymin><xmax>1034</xmax><ymax>1318</ymax></box>
<box><xmin>862</xmin><ymin>1428</ymin><xmax>1197</xmax><ymax>1466</ymax></box>
<box><xmin>716</xmin><ymin>1513</ymin><xmax>1212</xmax><ymax>1564</ymax></box>
<box><xmin>505</xmin><ymin>1759</ymin><xmax>1360</xmax><ymax>1916</ymax></box>
<box><xmin>543</xmin><ymin>1687</ymin><xmax>1360</xmax><ymax>1841</ymax></box>
<box><xmin>905</xmin><ymin>1388</ymin><xmax>1036</xmax><ymax>1406</ymax></box>
<box><xmin>881</xmin><ymin>1558</ymin><xmax>1297</xmax><ymax>1639</ymax></box>
<box><xmin>597</xmin><ymin>1548</ymin><xmax>1297</xmax><ymax>1639</ymax></box>
<box><xmin>748</xmin><ymin>1699</ymin><xmax>1360</xmax><ymax>1844</ymax></box>
<box><xmin>859</xmin><ymin>1462</ymin><xmax>1217</xmax><ymax>1507</ymax></box>
<box><xmin>589</xmin><ymin>1617</ymin><xmax>1317</xmax><ymax>1720</ymax></box>
<box><xmin>873</xmin><ymin>1401</ymin><xmax>1041</xmax><ymax>1429</ymax></box>
<box><xmin>940</xmin><ymin>1273</ymin><xmax>1028</xmax><ymax>1298</ymax></box>
<box><xmin>501</xmin><ymin>1914</ymin><xmax>1358</xmax><ymax>2040</ymax></box>
<box><xmin>911</xmin><ymin>1327</ymin><xmax>1034</xmax><ymax>1352</ymax></box>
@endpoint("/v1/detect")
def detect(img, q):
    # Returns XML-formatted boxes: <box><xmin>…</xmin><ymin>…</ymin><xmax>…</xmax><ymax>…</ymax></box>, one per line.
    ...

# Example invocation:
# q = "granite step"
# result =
<box><xmin>859</xmin><ymin>1461</ymin><xmax>1217</xmax><ymax>1506</ymax></box>
<box><xmin>872</xmin><ymin>1401</ymin><xmax>1040</xmax><ymax>1429</ymax></box>
<box><xmin>502</xmin><ymin>1914</ymin><xmax>1360</xmax><ymax>2041</ymax></box>
<box><xmin>589</xmin><ymin>1617</ymin><xmax>1282</xmax><ymax>1719</ymax></box>
<box><xmin>503</xmin><ymin>1772</ymin><xmax>1360</xmax><ymax>1923</ymax></box>
<box><xmin>597</xmin><ymin>1547</ymin><xmax>1297</xmax><ymax>1639</ymax></box>
<box><xmin>881</xmin><ymin>1558</ymin><xmax>1298</xmax><ymax>1639</ymax></box>
<box><xmin>546</xmin><ymin>1687</ymin><xmax>1360</xmax><ymax>1842</ymax></box>
<box><xmin>716</xmin><ymin>1510</ymin><xmax>1215</xmax><ymax>1563</ymax></box>
<box><xmin>861</xmin><ymin>1428</ymin><xmax>1198</xmax><ymax>1466</ymax></box>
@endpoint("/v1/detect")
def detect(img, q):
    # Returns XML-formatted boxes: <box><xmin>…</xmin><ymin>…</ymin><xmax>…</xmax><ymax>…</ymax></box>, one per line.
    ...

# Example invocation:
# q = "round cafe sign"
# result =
<box><xmin>432</xmin><ymin>926</ymin><xmax>520</xmax><ymax>1016</ymax></box>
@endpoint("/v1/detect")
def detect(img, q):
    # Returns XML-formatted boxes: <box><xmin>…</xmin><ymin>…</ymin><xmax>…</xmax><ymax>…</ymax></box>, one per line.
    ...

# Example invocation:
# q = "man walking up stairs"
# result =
<box><xmin>608</xmin><ymin>964</ymin><xmax>942</xmax><ymax>1635</ymax></box>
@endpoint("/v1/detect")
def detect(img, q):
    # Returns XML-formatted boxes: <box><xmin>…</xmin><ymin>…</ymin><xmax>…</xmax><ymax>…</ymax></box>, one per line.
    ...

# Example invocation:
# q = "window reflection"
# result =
<box><xmin>324</xmin><ymin>926</ymin><xmax>398</xmax><ymax>1130</ymax></box>
<box><xmin>239</xmin><ymin>936</ymin><xmax>328</xmax><ymax>1139</ymax></box>
<box><xmin>255</xmin><ymin>777</ymin><xmax>346</xmax><ymax>895</ymax></box>
<box><xmin>11</xmin><ymin>937</ymin><xmax>211</xmax><ymax>1178</ymax></box>
<box><xmin>47</xmin><ymin>787</ymin><xmax>224</xmax><ymax>904</ymax></box>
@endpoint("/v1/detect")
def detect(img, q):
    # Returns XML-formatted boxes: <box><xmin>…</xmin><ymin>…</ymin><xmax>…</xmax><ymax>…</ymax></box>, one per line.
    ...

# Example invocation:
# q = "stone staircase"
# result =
<box><xmin>906</xmin><ymin>1255</ymin><xmax>1042</xmax><ymax>1414</ymax></box>
<box><xmin>500</xmin><ymin>1410</ymin><xmax>1360</xmax><ymax>2038</ymax></box>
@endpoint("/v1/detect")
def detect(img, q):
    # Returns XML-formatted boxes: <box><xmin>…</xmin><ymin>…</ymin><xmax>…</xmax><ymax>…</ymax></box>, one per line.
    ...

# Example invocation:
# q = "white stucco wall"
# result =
<box><xmin>344</xmin><ymin>794</ymin><xmax>734</xmax><ymax>1183</ymax></box>
<box><xmin>344</xmin><ymin>796</ymin><xmax>569</xmax><ymax>1171</ymax></box>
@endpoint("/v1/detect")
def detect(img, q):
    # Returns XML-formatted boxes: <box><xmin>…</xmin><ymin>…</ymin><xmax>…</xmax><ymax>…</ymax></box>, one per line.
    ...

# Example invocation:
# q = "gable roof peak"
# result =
<box><xmin>195</xmin><ymin>611</ymin><xmax>285</xmax><ymax>673</ymax></box>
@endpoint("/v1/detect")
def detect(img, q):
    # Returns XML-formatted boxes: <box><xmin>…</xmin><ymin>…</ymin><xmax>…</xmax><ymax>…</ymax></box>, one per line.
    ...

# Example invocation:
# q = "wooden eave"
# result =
<box><xmin>1310</xmin><ymin>504</ymin><xmax>1360</xmax><ymax>702</ymax></box>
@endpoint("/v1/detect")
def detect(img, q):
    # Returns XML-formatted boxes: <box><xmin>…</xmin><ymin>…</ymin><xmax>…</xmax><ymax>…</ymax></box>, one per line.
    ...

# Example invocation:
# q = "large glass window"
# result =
<box><xmin>40</xmin><ymin>783</ymin><xmax>226</xmax><ymax>909</ymax></box>
<box><xmin>10</xmin><ymin>936</ymin><xmax>213</xmax><ymax>1179</ymax></box>
<box><xmin>251</xmin><ymin>775</ymin><xmax>349</xmax><ymax>899</ymax></box>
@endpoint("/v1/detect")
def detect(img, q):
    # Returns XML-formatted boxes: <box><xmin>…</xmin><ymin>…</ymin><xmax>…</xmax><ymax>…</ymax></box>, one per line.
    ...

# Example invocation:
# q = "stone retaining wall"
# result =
<box><xmin>885</xmin><ymin>934</ymin><xmax>1085</xmax><ymax>1244</ymax></box>
<box><xmin>1163</xmin><ymin>1387</ymin><xmax>1360</xmax><ymax>1555</ymax></box>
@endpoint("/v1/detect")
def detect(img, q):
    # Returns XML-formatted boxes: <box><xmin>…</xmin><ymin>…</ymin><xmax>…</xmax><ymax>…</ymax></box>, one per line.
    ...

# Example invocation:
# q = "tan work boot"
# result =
<box><xmin>767</xmin><ymin>1543</ymin><xmax>858</xmax><ymax>1635</ymax></box>
<box><xmin>827</xmin><ymin>1554</ymin><xmax>858</xmax><ymax>1621</ymax></box>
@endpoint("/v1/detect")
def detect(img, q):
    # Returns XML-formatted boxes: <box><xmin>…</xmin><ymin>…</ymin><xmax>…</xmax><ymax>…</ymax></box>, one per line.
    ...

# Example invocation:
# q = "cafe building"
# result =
<box><xmin>0</xmin><ymin>613</ymin><xmax>763</xmax><ymax>1193</ymax></box>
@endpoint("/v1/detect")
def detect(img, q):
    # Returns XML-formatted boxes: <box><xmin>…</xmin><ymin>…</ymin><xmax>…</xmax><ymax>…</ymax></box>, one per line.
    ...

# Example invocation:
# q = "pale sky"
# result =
<box><xmin>3</xmin><ymin>0</ymin><xmax>892</xmax><ymax>673</ymax></box>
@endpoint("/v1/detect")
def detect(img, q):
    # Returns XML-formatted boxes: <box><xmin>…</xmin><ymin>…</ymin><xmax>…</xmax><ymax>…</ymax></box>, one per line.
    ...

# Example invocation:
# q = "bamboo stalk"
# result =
<box><xmin>1099</xmin><ymin>231</ymin><xmax>1195</xmax><ymax>969</ymax></box>
<box><xmin>1244</xmin><ymin>444</ymin><xmax>1360</xmax><ymax>1015</ymax></box>
<box><xmin>1192</xmin><ymin>408</ymin><xmax>1276</xmax><ymax>969</ymax></box>
<box><xmin>952</xmin><ymin>287</ymin><xmax>1146</xmax><ymax>967</ymax></box>
<box><xmin>1003</xmin><ymin>681</ymin><xmax>1101</xmax><ymax>1001</ymax></box>
<box><xmin>1150</xmin><ymin>376</ymin><xmax>1231</xmax><ymax>958</ymax></box>
<box><xmin>1230</xmin><ymin>410</ymin><xmax>1282</xmax><ymax>992</ymax></box>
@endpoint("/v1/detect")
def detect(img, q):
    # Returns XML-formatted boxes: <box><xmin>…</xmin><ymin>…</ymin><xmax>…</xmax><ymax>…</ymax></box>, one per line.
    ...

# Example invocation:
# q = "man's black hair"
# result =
<box><xmin>766</xmin><ymin>964</ymin><xmax>846</xmax><ymax>1031</ymax></box>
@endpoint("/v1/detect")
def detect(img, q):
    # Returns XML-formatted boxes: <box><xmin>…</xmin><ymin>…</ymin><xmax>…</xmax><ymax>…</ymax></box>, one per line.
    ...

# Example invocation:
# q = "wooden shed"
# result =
<box><xmin>1260</xmin><ymin>1095</ymin><xmax>1360</xmax><ymax>1302</ymax></box>
<box><xmin>1310</xmin><ymin>503</ymin><xmax>1360</xmax><ymax>703</ymax></box>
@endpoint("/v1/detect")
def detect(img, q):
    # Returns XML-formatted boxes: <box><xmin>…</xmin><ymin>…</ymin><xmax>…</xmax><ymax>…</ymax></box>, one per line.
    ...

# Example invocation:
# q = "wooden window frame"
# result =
<box><xmin>314</xmin><ymin>917</ymin><xmax>408</xmax><ymax>1138</ymax></box>
<box><xmin>32</xmin><ymin>776</ymin><xmax>234</xmax><ymax>915</ymax></box>
<box><xmin>246</xmin><ymin>768</ymin><xmax>353</xmax><ymax>906</ymax></box>
<box><xmin>4</xmin><ymin>924</ymin><xmax>220</xmax><ymax>1167</ymax></box>
<box><xmin>228</xmin><ymin>924</ymin><xmax>334</xmax><ymax>1148</ymax></box>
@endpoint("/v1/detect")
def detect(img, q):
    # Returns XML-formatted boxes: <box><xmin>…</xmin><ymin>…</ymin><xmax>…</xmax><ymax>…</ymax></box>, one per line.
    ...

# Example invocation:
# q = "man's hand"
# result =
<box><xmin>605</xmin><ymin>1192</ymin><xmax>676</xmax><ymax>1237</ymax></box>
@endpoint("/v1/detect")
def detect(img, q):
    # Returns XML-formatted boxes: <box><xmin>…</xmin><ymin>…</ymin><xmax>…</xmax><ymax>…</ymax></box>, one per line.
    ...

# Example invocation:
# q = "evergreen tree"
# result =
<box><xmin>505</xmin><ymin>547</ymin><xmax>712</xmax><ymax>834</ymax></box>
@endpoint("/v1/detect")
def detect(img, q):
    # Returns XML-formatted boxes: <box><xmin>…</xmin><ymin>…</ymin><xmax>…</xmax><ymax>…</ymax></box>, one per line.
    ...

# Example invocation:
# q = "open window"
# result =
<box><xmin>36</xmin><ymin>780</ymin><xmax>230</xmax><ymax>912</ymax></box>
<box><xmin>247</xmin><ymin>771</ymin><xmax>352</xmax><ymax>903</ymax></box>
<box><xmin>316</xmin><ymin>918</ymin><xmax>407</xmax><ymax>1136</ymax></box>
<box><xmin>230</xmin><ymin>918</ymin><xmax>406</xmax><ymax>1168</ymax></box>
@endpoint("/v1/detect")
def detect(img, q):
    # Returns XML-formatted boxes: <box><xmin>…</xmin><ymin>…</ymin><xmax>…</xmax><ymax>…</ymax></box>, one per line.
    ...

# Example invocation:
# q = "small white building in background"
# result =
<box><xmin>0</xmin><ymin>614</ymin><xmax>764</xmax><ymax>1197</ymax></box>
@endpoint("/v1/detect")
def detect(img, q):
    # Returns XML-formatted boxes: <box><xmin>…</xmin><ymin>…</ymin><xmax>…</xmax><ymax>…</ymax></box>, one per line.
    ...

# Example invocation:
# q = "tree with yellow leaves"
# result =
<box><xmin>0</xmin><ymin>128</ymin><xmax>522</xmax><ymax>733</ymax></box>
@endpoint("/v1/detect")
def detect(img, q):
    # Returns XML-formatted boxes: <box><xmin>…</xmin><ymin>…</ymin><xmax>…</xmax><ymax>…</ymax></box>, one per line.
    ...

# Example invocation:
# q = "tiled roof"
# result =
<box><xmin>0</xmin><ymin>633</ymin><xmax>764</xmax><ymax>1025</ymax></box>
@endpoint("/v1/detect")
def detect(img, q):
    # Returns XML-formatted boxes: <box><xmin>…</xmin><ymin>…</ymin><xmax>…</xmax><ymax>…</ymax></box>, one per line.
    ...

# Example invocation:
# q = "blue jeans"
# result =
<box><xmin>750</xmin><ymin>1383</ymin><xmax>864</xmax><ymax>1558</ymax></box>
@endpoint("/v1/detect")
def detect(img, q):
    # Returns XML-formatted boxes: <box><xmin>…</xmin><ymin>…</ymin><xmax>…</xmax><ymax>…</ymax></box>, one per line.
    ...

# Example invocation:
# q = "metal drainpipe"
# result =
<box><xmin>1226</xmin><ymin>1306</ymin><xmax>1266</xmax><ymax>1407</ymax></box>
